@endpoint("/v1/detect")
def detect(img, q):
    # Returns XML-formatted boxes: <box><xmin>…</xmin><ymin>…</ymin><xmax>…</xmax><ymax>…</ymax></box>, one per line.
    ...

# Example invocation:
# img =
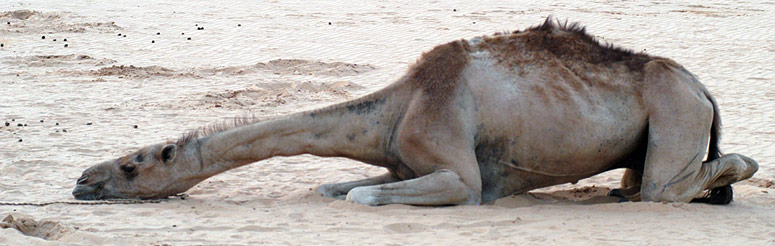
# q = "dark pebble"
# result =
<box><xmin>62</xmin><ymin>129</ymin><xmax>67</xmax><ymax>132</ymax></box>
<box><xmin>181</xmin><ymin>32</ymin><xmax>185</xmax><ymax>35</ymax></box>
<box><xmin>40</xmin><ymin>120</ymin><xmax>44</xmax><ymax>123</ymax></box>
<box><xmin>152</xmin><ymin>40</ymin><xmax>155</xmax><ymax>43</ymax></box>
<box><xmin>472</xmin><ymin>21</ymin><xmax>476</xmax><ymax>24</ymax></box>
<box><xmin>63</xmin><ymin>38</ymin><xmax>67</xmax><ymax>42</ymax></box>
<box><xmin>133</xmin><ymin>125</ymin><xmax>138</xmax><ymax>129</ymax></box>
<box><xmin>1</xmin><ymin>44</ymin><xmax>3</xmax><ymax>47</ymax></box>
<box><xmin>23</xmin><ymin>124</ymin><xmax>27</xmax><ymax>126</ymax></box>
<box><xmin>55</xmin><ymin>130</ymin><xmax>59</xmax><ymax>132</ymax></box>
<box><xmin>64</xmin><ymin>44</ymin><xmax>68</xmax><ymax>48</ymax></box>
<box><xmin>237</xmin><ymin>24</ymin><xmax>241</xmax><ymax>27</ymax></box>
<box><xmin>172</xmin><ymin>225</ymin><xmax>177</xmax><ymax>227</ymax></box>
<box><xmin>123</xmin><ymin>35</ymin><xmax>126</xmax><ymax>37</ymax></box>
<box><xmin>195</xmin><ymin>24</ymin><xmax>198</xmax><ymax>26</ymax></box>
<box><xmin>18</xmin><ymin>139</ymin><xmax>22</xmax><ymax>142</ymax></box>
<box><xmin>156</xmin><ymin>32</ymin><xmax>160</xmax><ymax>35</ymax></box>
<box><xmin>53</xmin><ymin>38</ymin><xmax>57</xmax><ymax>41</ymax></box>
<box><xmin>453</xmin><ymin>9</ymin><xmax>457</xmax><ymax>11</ymax></box>
<box><xmin>86</xmin><ymin>122</ymin><xmax>92</xmax><ymax>125</ymax></box>
<box><xmin>197</xmin><ymin>27</ymin><xmax>204</xmax><ymax>30</ymax></box>
<box><xmin>12</xmin><ymin>119</ymin><xmax>15</xmax><ymax>121</ymax></box>
<box><xmin>187</xmin><ymin>37</ymin><xmax>191</xmax><ymax>40</ymax></box>
<box><xmin>328</xmin><ymin>22</ymin><xmax>332</xmax><ymax>25</ymax></box>
<box><xmin>41</xmin><ymin>35</ymin><xmax>45</xmax><ymax>39</ymax></box>
<box><xmin>4</xmin><ymin>122</ymin><xmax>8</xmax><ymax>127</ymax></box>
<box><xmin>17</xmin><ymin>123</ymin><xmax>23</xmax><ymax>127</ymax></box>
<box><xmin>6</xmin><ymin>22</ymin><xmax>9</xmax><ymax>25</ymax></box>
<box><xmin>55</xmin><ymin>122</ymin><xmax>59</xmax><ymax>126</ymax></box>
<box><xmin>118</xmin><ymin>33</ymin><xmax>121</xmax><ymax>36</ymax></box>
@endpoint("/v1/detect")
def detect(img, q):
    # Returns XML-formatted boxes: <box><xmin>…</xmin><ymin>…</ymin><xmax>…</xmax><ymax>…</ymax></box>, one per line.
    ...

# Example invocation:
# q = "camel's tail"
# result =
<box><xmin>704</xmin><ymin>89</ymin><xmax>722</xmax><ymax>162</ymax></box>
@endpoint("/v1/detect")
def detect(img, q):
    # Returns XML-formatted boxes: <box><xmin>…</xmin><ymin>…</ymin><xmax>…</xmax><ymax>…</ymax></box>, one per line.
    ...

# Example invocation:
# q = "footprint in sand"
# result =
<box><xmin>1</xmin><ymin>213</ymin><xmax>73</xmax><ymax>241</ymax></box>
<box><xmin>382</xmin><ymin>222</ymin><xmax>429</xmax><ymax>234</ymax></box>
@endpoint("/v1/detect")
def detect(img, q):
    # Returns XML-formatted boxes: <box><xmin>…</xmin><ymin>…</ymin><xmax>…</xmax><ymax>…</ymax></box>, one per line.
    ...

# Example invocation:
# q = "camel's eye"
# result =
<box><xmin>134</xmin><ymin>154</ymin><xmax>144</xmax><ymax>163</ymax></box>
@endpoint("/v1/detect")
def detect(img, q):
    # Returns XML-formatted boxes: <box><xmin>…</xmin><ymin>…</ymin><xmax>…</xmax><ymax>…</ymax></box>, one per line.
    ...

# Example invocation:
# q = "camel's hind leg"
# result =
<box><xmin>639</xmin><ymin>60</ymin><xmax>758</xmax><ymax>203</ymax></box>
<box><xmin>609</xmin><ymin>169</ymin><xmax>642</xmax><ymax>201</ymax></box>
<box><xmin>316</xmin><ymin>173</ymin><xmax>399</xmax><ymax>200</ymax></box>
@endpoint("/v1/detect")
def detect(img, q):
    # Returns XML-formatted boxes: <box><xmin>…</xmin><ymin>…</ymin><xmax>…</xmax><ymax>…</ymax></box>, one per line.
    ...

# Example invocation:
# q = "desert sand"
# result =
<box><xmin>1</xmin><ymin>0</ymin><xmax>774</xmax><ymax>245</ymax></box>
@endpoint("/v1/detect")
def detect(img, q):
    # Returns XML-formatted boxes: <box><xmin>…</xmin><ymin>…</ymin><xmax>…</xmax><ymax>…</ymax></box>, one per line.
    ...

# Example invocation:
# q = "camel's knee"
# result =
<box><xmin>345</xmin><ymin>170</ymin><xmax>481</xmax><ymax>206</ymax></box>
<box><xmin>727</xmin><ymin>153</ymin><xmax>759</xmax><ymax>180</ymax></box>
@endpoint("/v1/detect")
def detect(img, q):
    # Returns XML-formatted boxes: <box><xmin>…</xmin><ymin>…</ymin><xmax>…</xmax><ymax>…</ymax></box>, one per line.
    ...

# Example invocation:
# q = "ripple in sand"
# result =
<box><xmin>0</xmin><ymin>10</ymin><xmax>121</xmax><ymax>33</ymax></box>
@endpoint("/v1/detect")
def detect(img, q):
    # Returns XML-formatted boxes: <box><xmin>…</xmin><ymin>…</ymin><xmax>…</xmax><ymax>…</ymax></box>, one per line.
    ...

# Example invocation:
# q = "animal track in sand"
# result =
<box><xmin>744</xmin><ymin>177</ymin><xmax>775</xmax><ymax>189</ymax></box>
<box><xmin>199</xmin><ymin>81</ymin><xmax>365</xmax><ymax>109</ymax></box>
<box><xmin>6</xmin><ymin>54</ymin><xmax>117</xmax><ymax>67</ymax></box>
<box><xmin>57</xmin><ymin>59</ymin><xmax>374</xmax><ymax>80</ymax></box>
<box><xmin>0</xmin><ymin>10</ymin><xmax>121</xmax><ymax>33</ymax></box>
<box><xmin>82</xmin><ymin>65</ymin><xmax>198</xmax><ymax>79</ymax></box>
<box><xmin>382</xmin><ymin>223</ymin><xmax>429</xmax><ymax>234</ymax></box>
<box><xmin>201</xmin><ymin>59</ymin><xmax>376</xmax><ymax>77</ymax></box>
<box><xmin>1</xmin><ymin>213</ymin><xmax>73</xmax><ymax>241</ymax></box>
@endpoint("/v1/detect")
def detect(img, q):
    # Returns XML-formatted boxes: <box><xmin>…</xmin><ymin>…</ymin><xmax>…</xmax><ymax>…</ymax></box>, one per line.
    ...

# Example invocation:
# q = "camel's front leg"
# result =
<box><xmin>317</xmin><ymin>173</ymin><xmax>399</xmax><ymax>200</ymax></box>
<box><xmin>345</xmin><ymin>169</ymin><xmax>476</xmax><ymax>206</ymax></box>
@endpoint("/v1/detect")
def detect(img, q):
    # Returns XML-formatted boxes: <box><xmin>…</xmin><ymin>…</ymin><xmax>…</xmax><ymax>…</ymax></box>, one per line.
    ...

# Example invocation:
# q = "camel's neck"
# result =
<box><xmin>196</xmin><ymin>83</ymin><xmax>410</xmax><ymax>176</ymax></box>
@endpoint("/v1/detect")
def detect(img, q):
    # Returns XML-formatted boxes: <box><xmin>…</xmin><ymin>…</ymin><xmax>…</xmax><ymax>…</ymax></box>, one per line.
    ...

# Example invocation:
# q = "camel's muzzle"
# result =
<box><xmin>72</xmin><ymin>181</ymin><xmax>105</xmax><ymax>200</ymax></box>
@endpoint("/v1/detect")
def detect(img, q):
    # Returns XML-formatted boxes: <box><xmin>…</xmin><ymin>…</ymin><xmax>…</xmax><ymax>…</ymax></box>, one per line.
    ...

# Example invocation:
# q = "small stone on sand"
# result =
<box><xmin>64</xmin><ymin>44</ymin><xmax>68</xmax><ymax>47</ymax></box>
<box><xmin>42</xmin><ymin>35</ymin><xmax>45</xmax><ymax>39</ymax></box>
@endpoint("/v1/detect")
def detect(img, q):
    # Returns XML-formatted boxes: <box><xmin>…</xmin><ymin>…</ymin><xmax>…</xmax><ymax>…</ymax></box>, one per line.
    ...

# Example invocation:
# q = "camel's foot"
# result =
<box><xmin>608</xmin><ymin>186</ymin><xmax>641</xmax><ymax>202</ymax></box>
<box><xmin>690</xmin><ymin>185</ymin><xmax>733</xmax><ymax>205</ymax></box>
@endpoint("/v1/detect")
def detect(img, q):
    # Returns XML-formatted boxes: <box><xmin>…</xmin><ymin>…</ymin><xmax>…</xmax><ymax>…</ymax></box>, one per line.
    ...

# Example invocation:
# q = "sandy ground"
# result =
<box><xmin>1</xmin><ymin>0</ymin><xmax>774</xmax><ymax>245</ymax></box>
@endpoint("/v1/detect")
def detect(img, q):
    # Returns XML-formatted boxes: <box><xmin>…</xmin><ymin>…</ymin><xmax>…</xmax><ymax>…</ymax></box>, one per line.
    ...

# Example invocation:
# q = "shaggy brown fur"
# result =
<box><xmin>522</xmin><ymin>17</ymin><xmax>653</xmax><ymax>71</ymax></box>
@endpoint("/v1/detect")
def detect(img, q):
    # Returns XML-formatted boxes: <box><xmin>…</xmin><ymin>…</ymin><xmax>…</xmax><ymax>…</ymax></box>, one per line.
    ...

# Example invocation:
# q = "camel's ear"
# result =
<box><xmin>158</xmin><ymin>144</ymin><xmax>177</xmax><ymax>164</ymax></box>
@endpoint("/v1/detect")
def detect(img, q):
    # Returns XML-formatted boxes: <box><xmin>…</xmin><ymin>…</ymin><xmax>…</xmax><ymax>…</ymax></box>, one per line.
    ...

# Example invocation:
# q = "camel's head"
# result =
<box><xmin>72</xmin><ymin>142</ymin><xmax>202</xmax><ymax>200</ymax></box>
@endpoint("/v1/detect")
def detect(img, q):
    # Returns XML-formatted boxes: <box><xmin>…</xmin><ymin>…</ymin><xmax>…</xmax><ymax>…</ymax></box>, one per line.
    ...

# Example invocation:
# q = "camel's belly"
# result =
<box><xmin>463</xmin><ymin>55</ymin><xmax>649</xmax><ymax>202</ymax></box>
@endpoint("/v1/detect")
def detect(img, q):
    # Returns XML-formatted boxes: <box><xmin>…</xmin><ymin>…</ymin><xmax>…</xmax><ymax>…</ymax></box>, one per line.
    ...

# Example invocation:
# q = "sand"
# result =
<box><xmin>1</xmin><ymin>0</ymin><xmax>774</xmax><ymax>245</ymax></box>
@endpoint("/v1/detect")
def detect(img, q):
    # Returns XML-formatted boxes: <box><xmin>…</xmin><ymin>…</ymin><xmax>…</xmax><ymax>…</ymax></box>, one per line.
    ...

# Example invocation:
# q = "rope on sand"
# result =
<box><xmin>0</xmin><ymin>194</ymin><xmax>188</xmax><ymax>206</ymax></box>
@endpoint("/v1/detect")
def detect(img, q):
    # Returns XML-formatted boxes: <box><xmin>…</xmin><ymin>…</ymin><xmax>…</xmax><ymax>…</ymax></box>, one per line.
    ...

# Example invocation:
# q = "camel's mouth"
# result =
<box><xmin>72</xmin><ymin>183</ymin><xmax>129</xmax><ymax>200</ymax></box>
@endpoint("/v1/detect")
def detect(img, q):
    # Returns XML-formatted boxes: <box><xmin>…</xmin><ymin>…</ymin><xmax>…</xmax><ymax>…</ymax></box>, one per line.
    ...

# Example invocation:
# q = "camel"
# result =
<box><xmin>72</xmin><ymin>18</ymin><xmax>758</xmax><ymax>206</ymax></box>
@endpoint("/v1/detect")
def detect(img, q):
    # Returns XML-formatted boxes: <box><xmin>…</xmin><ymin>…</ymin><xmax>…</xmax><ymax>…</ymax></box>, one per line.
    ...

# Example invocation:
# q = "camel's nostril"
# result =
<box><xmin>77</xmin><ymin>176</ymin><xmax>89</xmax><ymax>185</ymax></box>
